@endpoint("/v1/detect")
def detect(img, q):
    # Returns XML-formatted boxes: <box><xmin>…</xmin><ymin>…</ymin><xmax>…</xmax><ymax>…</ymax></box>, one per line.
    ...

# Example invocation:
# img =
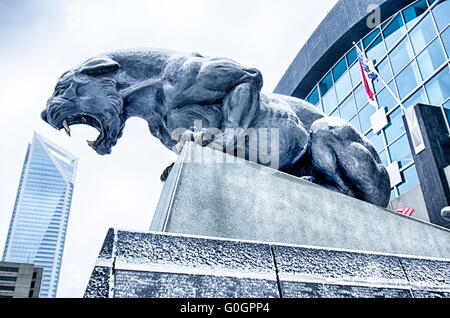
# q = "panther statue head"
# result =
<box><xmin>41</xmin><ymin>56</ymin><xmax>125</xmax><ymax>155</ymax></box>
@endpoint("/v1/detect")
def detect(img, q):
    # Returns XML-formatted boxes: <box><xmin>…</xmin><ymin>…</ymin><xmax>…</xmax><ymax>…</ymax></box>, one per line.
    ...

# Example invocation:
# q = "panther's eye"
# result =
<box><xmin>55</xmin><ymin>87</ymin><xmax>67</xmax><ymax>96</ymax></box>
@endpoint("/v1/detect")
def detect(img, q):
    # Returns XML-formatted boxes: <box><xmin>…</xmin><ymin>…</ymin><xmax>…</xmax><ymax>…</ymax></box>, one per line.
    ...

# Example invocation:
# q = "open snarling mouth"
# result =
<box><xmin>50</xmin><ymin>110</ymin><xmax>116</xmax><ymax>155</ymax></box>
<box><xmin>58</xmin><ymin>113</ymin><xmax>103</xmax><ymax>147</ymax></box>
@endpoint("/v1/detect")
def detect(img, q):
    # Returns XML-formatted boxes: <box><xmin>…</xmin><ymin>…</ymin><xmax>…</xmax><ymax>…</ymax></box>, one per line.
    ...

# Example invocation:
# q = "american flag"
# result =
<box><xmin>355</xmin><ymin>45</ymin><xmax>379</xmax><ymax>108</ymax></box>
<box><xmin>395</xmin><ymin>208</ymin><xmax>414</xmax><ymax>216</ymax></box>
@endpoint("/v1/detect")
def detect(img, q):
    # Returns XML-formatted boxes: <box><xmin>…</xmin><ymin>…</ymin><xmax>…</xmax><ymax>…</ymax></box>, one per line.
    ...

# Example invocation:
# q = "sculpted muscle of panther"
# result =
<box><xmin>41</xmin><ymin>48</ymin><xmax>390</xmax><ymax>207</ymax></box>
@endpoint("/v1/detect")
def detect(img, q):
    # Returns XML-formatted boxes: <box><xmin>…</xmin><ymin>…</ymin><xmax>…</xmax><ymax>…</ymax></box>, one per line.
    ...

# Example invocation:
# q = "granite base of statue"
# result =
<box><xmin>85</xmin><ymin>142</ymin><xmax>450</xmax><ymax>298</ymax></box>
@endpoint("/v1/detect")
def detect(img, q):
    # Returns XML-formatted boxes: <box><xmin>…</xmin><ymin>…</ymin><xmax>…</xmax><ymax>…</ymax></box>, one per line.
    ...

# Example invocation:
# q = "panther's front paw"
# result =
<box><xmin>173</xmin><ymin>128</ymin><xmax>217</xmax><ymax>154</ymax></box>
<box><xmin>173</xmin><ymin>129</ymin><xmax>195</xmax><ymax>154</ymax></box>
<box><xmin>300</xmin><ymin>176</ymin><xmax>317</xmax><ymax>183</ymax></box>
<box><xmin>193</xmin><ymin>128</ymin><xmax>217</xmax><ymax>147</ymax></box>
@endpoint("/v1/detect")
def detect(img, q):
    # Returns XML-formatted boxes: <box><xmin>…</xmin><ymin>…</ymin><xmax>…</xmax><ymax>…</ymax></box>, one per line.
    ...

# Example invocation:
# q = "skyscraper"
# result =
<box><xmin>2</xmin><ymin>132</ymin><xmax>78</xmax><ymax>298</ymax></box>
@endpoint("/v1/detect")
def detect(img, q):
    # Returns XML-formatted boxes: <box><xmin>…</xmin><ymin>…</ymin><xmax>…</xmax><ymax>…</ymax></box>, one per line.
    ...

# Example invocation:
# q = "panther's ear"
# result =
<box><xmin>79</xmin><ymin>56</ymin><xmax>120</xmax><ymax>75</ymax></box>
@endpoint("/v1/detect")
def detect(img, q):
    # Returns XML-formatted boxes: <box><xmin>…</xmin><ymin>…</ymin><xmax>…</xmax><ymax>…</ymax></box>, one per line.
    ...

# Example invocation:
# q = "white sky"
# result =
<box><xmin>0</xmin><ymin>0</ymin><xmax>338</xmax><ymax>297</ymax></box>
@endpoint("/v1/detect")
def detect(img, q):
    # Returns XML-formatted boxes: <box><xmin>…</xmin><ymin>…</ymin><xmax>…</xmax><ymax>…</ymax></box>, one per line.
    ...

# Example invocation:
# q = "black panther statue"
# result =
<box><xmin>41</xmin><ymin>48</ymin><xmax>390</xmax><ymax>207</ymax></box>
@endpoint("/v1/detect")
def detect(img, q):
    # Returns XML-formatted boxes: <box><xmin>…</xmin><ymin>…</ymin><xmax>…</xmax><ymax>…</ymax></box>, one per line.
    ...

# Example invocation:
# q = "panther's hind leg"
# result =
<box><xmin>309</xmin><ymin>117</ymin><xmax>391</xmax><ymax>207</ymax></box>
<box><xmin>221</xmin><ymin>75</ymin><xmax>261</xmax><ymax>130</ymax></box>
<box><xmin>172</xmin><ymin>68</ymin><xmax>263</xmax><ymax>154</ymax></box>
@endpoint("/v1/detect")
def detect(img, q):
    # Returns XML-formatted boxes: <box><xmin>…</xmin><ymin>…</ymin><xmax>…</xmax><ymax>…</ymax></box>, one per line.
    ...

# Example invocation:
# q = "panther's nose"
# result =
<box><xmin>41</xmin><ymin>109</ymin><xmax>48</xmax><ymax>123</ymax></box>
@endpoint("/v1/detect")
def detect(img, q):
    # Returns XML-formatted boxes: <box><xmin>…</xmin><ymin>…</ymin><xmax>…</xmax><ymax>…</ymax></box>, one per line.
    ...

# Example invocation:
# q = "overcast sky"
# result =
<box><xmin>0</xmin><ymin>0</ymin><xmax>339</xmax><ymax>297</ymax></box>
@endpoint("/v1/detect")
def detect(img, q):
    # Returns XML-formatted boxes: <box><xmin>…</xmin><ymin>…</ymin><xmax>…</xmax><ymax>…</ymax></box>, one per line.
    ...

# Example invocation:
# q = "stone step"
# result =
<box><xmin>84</xmin><ymin>229</ymin><xmax>450</xmax><ymax>298</ymax></box>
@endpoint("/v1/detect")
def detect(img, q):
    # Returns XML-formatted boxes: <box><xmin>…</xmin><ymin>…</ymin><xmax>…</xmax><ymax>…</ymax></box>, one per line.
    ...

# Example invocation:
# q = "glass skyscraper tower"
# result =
<box><xmin>2</xmin><ymin>132</ymin><xmax>78</xmax><ymax>298</ymax></box>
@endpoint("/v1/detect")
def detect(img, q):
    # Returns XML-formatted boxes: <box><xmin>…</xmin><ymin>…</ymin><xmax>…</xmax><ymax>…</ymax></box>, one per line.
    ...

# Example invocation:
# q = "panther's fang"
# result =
<box><xmin>62</xmin><ymin>119</ymin><xmax>71</xmax><ymax>137</ymax></box>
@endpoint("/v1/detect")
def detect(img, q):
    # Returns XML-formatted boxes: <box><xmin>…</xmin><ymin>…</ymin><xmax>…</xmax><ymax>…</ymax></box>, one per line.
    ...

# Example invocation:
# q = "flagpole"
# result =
<box><xmin>353</xmin><ymin>42</ymin><xmax>407</xmax><ymax>115</ymax></box>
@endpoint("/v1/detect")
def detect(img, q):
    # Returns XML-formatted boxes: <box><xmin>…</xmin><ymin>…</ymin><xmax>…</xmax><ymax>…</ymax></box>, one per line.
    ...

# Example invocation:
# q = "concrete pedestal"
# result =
<box><xmin>150</xmin><ymin>142</ymin><xmax>450</xmax><ymax>260</ymax></box>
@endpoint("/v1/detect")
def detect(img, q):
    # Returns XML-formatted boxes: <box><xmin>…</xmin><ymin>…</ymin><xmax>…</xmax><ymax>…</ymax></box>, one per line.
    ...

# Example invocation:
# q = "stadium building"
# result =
<box><xmin>275</xmin><ymin>0</ymin><xmax>450</xmax><ymax>227</ymax></box>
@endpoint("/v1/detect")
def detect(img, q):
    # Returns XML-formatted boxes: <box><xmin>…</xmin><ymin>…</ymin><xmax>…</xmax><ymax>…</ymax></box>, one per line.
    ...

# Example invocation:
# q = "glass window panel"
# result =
<box><xmin>378</xmin><ymin>149</ymin><xmax>389</xmax><ymax>167</ymax></box>
<box><xmin>363</xmin><ymin>28</ymin><xmax>381</xmax><ymax>48</ymax></box>
<box><xmin>376</xmin><ymin>81</ymin><xmax>398</xmax><ymax>112</ymax></box>
<box><xmin>443</xmin><ymin>100</ymin><xmax>450</xmax><ymax>123</ymax></box>
<box><xmin>373</xmin><ymin>58</ymin><xmax>393</xmax><ymax>93</ymax></box>
<box><xmin>350</xmin><ymin>115</ymin><xmax>361</xmax><ymax>132</ymax></box>
<box><xmin>398</xmin><ymin>164</ymin><xmax>420</xmax><ymax>195</ymax></box>
<box><xmin>332</xmin><ymin>57</ymin><xmax>348</xmax><ymax>82</ymax></box>
<box><xmin>330</xmin><ymin>107</ymin><xmax>340</xmax><ymax>117</ymax></box>
<box><xmin>387</xmin><ymin>134</ymin><xmax>413</xmax><ymax>168</ymax></box>
<box><xmin>417</xmin><ymin>38</ymin><xmax>446</xmax><ymax>80</ymax></box>
<box><xmin>384</xmin><ymin>107</ymin><xmax>405</xmax><ymax>144</ymax></box>
<box><xmin>307</xmin><ymin>86</ymin><xmax>320</xmax><ymax>105</ymax></box>
<box><xmin>382</xmin><ymin>15</ymin><xmax>395</xmax><ymax>29</ymax></box>
<box><xmin>365</xmin><ymin>130</ymin><xmax>385</xmax><ymax>152</ymax></box>
<box><xmin>359</xmin><ymin>103</ymin><xmax>376</xmax><ymax>132</ymax></box>
<box><xmin>410</xmin><ymin>14</ymin><xmax>437</xmax><ymax>54</ymax></box>
<box><xmin>319</xmin><ymin>71</ymin><xmax>333</xmax><ymax>96</ymax></box>
<box><xmin>353</xmin><ymin>84</ymin><xmax>368</xmax><ymax>110</ymax></box>
<box><xmin>316</xmin><ymin>100</ymin><xmax>324</xmax><ymax>112</ymax></box>
<box><xmin>349</xmin><ymin>60</ymin><xmax>362</xmax><ymax>87</ymax></box>
<box><xmin>335</xmin><ymin>72</ymin><xmax>352</xmax><ymax>102</ymax></box>
<box><xmin>389</xmin><ymin>37</ymin><xmax>414</xmax><ymax>74</ymax></box>
<box><xmin>322</xmin><ymin>88</ymin><xmax>337</xmax><ymax>114</ymax></box>
<box><xmin>339</xmin><ymin>94</ymin><xmax>357</xmax><ymax>121</ymax></box>
<box><xmin>403</xmin><ymin>0</ymin><xmax>428</xmax><ymax>29</ymax></box>
<box><xmin>425</xmin><ymin>66</ymin><xmax>450</xmax><ymax>105</ymax></box>
<box><xmin>366</xmin><ymin>35</ymin><xmax>386</xmax><ymax>63</ymax></box>
<box><xmin>432</xmin><ymin>0</ymin><xmax>450</xmax><ymax>31</ymax></box>
<box><xmin>383</xmin><ymin>13</ymin><xmax>406</xmax><ymax>49</ymax></box>
<box><xmin>347</xmin><ymin>47</ymin><xmax>357</xmax><ymax>66</ymax></box>
<box><xmin>404</xmin><ymin>87</ymin><xmax>428</xmax><ymax>109</ymax></box>
<box><xmin>395</xmin><ymin>61</ymin><xmax>422</xmax><ymax>99</ymax></box>
<box><xmin>390</xmin><ymin>189</ymin><xmax>397</xmax><ymax>201</ymax></box>
<box><xmin>440</xmin><ymin>26</ymin><xmax>450</xmax><ymax>56</ymax></box>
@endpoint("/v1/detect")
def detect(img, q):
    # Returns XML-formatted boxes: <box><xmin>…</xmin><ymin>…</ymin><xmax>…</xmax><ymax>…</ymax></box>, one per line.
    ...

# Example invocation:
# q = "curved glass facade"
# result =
<box><xmin>2</xmin><ymin>133</ymin><xmax>78</xmax><ymax>298</ymax></box>
<box><xmin>302</xmin><ymin>0</ymin><xmax>450</xmax><ymax>200</ymax></box>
